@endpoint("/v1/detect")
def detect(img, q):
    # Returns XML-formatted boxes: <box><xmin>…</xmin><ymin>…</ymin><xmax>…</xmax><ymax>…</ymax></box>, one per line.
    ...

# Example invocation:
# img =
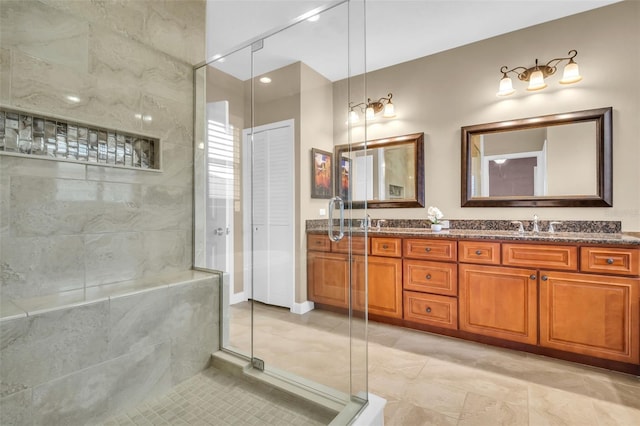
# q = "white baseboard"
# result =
<box><xmin>290</xmin><ymin>301</ymin><xmax>314</xmax><ymax>315</ymax></box>
<box><xmin>229</xmin><ymin>290</ymin><xmax>247</xmax><ymax>305</ymax></box>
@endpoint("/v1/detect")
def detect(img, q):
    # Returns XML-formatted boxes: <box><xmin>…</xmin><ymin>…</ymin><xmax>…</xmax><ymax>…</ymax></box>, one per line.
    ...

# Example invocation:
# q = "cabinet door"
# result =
<box><xmin>459</xmin><ymin>264</ymin><xmax>538</xmax><ymax>344</ymax></box>
<box><xmin>353</xmin><ymin>255</ymin><xmax>403</xmax><ymax>319</ymax></box>
<box><xmin>307</xmin><ymin>251</ymin><xmax>349</xmax><ymax>308</ymax></box>
<box><xmin>539</xmin><ymin>271</ymin><xmax>639</xmax><ymax>364</ymax></box>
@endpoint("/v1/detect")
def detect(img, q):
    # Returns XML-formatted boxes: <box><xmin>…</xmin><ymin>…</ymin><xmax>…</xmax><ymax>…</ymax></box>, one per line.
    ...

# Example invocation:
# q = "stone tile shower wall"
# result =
<box><xmin>0</xmin><ymin>0</ymin><xmax>206</xmax><ymax>300</ymax></box>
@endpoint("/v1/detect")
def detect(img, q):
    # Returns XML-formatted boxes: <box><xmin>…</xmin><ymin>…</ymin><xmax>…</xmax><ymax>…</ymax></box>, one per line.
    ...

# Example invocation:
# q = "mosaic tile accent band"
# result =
<box><xmin>0</xmin><ymin>108</ymin><xmax>160</xmax><ymax>170</ymax></box>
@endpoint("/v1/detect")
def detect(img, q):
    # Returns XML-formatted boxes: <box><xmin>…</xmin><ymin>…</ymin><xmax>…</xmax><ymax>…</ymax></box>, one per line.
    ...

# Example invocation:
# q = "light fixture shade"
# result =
<box><xmin>383</xmin><ymin>102</ymin><xmax>395</xmax><ymax>118</ymax></box>
<box><xmin>349</xmin><ymin>109</ymin><xmax>359</xmax><ymax>123</ymax></box>
<box><xmin>560</xmin><ymin>61</ymin><xmax>582</xmax><ymax>84</ymax></box>
<box><xmin>496</xmin><ymin>76</ymin><xmax>515</xmax><ymax>97</ymax></box>
<box><xmin>365</xmin><ymin>106</ymin><xmax>375</xmax><ymax>120</ymax></box>
<box><xmin>527</xmin><ymin>70</ymin><xmax>547</xmax><ymax>91</ymax></box>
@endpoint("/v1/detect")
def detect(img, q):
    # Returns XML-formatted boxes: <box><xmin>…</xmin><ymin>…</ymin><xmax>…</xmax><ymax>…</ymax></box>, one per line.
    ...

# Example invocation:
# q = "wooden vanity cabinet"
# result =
<box><xmin>354</xmin><ymin>254</ymin><xmax>403</xmax><ymax>319</ymax></box>
<box><xmin>308</xmin><ymin>234</ymin><xmax>403</xmax><ymax>319</ymax></box>
<box><xmin>307</xmin><ymin>235</ymin><xmax>350</xmax><ymax>308</ymax></box>
<box><xmin>308</xmin><ymin>232</ymin><xmax>640</xmax><ymax>372</ymax></box>
<box><xmin>458</xmin><ymin>263</ymin><xmax>538</xmax><ymax>344</ymax></box>
<box><xmin>539</xmin><ymin>271</ymin><xmax>639</xmax><ymax>364</ymax></box>
<box><xmin>402</xmin><ymin>238</ymin><xmax>459</xmax><ymax>329</ymax></box>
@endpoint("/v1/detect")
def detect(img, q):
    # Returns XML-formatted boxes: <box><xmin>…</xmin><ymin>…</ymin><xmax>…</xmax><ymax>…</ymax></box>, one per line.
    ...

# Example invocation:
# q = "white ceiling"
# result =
<box><xmin>206</xmin><ymin>0</ymin><xmax>622</xmax><ymax>81</ymax></box>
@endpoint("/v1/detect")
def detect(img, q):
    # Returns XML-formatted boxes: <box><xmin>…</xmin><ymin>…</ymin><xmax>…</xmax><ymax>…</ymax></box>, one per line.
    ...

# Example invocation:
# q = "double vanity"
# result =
<box><xmin>306</xmin><ymin>221</ymin><xmax>640</xmax><ymax>375</ymax></box>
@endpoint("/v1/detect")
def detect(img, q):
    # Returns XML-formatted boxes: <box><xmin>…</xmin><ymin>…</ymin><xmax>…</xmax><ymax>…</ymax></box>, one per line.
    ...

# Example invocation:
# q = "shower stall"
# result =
<box><xmin>194</xmin><ymin>0</ymin><xmax>374</xmax><ymax>422</ymax></box>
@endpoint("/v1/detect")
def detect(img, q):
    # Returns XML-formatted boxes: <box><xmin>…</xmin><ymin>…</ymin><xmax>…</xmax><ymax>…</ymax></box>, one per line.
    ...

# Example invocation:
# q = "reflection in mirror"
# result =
<box><xmin>335</xmin><ymin>133</ymin><xmax>424</xmax><ymax>209</ymax></box>
<box><xmin>461</xmin><ymin>107</ymin><xmax>612</xmax><ymax>207</ymax></box>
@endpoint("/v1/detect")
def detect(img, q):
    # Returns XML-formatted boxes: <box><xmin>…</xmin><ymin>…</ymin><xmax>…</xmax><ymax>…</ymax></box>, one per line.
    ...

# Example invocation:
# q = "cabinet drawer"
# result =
<box><xmin>403</xmin><ymin>260</ymin><xmax>457</xmax><ymax>296</ymax></box>
<box><xmin>502</xmin><ymin>243</ymin><xmax>577</xmax><ymax>271</ymax></box>
<box><xmin>307</xmin><ymin>234</ymin><xmax>331</xmax><ymax>252</ymax></box>
<box><xmin>332</xmin><ymin>236</ymin><xmax>369</xmax><ymax>254</ymax></box>
<box><xmin>371</xmin><ymin>237</ymin><xmax>402</xmax><ymax>257</ymax></box>
<box><xmin>580</xmin><ymin>247</ymin><xmax>640</xmax><ymax>276</ymax></box>
<box><xmin>403</xmin><ymin>239</ymin><xmax>457</xmax><ymax>262</ymax></box>
<box><xmin>403</xmin><ymin>291</ymin><xmax>458</xmax><ymax>330</ymax></box>
<box><xmin>459</xmin><ymin>241</ymin><xmax>501</xmax><ymax>265</ymax></box>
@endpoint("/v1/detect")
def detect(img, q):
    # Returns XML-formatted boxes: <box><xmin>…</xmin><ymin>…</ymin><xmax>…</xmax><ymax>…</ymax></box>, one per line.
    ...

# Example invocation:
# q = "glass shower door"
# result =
<box><xmin>194</xmin><ymin>0</ymin><xmax>369</xmax><ymax>420</ymax></box>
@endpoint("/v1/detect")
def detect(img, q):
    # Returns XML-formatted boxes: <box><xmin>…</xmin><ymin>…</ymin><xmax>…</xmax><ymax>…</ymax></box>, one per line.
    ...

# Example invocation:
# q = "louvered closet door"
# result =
<box><xmin>250</xmin><ymin>122</ymin><xmax>294</xmax><ymax>308</ymax></box>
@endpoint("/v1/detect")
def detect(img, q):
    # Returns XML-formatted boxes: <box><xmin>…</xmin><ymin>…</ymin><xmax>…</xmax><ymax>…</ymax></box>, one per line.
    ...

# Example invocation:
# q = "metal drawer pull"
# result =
<box><xmin>529</xmin><ymin>274</ymin><xmax>536</xmax><ymax>280</ymax></box>
<box><xmin>426</xmin><ymin>307</ymin><xmax>432</xmax><ymax>313</ymax></box>
<box><xmin>382</xmin><ymin>244</ymin><xmax>389</xmax><ymax>249</ymax></box>
<box><xmin>475</xmin><ymin>250</ymin><xmax>482</xmax><ymax>255</ymax></box>
<box><xmin>425</xmin><ymin>247</ymin><xmax>431</xmax><ymax>252</ymax></box>
<box><xmin>606</xmin><ymin>258</ymin><xmax>614</xmax><ymax>264</ymax></box>
<box><xmin>425</xmin><ymin>274</ymin><xmax>432</xmax><ymax>280</ymax></box>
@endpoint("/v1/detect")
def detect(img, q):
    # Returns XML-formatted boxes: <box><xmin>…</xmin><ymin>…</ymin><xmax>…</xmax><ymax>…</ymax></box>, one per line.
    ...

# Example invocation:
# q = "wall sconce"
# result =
<box><xmin>496</xmin><ymin>50</ymin><xmax>582</xmax><ymax>97</ymax></box>
<box><xmin>349</xmin><ymin>93</ymin><xmax>396</xmax><ymax>123</ymax></box>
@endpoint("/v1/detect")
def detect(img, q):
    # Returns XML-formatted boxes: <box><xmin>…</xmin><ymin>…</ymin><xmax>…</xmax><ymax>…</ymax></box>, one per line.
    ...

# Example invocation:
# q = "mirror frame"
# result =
<box><xmin>335</xmin><ymin>132</ymin><xmax>425</xmax><ymax>209</ymax></box>
<box><xmin>461</xmin><ymin>107</ymin><xmax>612</xmax><ymax>207</ymax></box>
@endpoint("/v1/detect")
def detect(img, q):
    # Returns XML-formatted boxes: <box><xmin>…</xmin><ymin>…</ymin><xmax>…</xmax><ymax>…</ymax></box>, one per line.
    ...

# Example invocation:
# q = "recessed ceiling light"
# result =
<box><xmin>66</xmin><ymin>95</ymin><xmax>81</xmax><ymax>103</ymax></box>
<box><xmin>259</xmin><ymin>76</ymin><xmax>272</xmax><ymax>84</ymax></box>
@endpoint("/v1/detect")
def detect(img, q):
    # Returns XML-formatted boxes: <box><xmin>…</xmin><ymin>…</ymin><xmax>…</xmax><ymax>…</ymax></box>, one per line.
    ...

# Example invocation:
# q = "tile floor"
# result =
<box><xmin>228</xmin><ymin>302</ymin><xmax>640</xmax><ymax>425</ymax></box>
<box><xmin>101</xmin><ymin>365</ymin><xmax>335</xmax><ymax>425</ymax></box>
<box><xmin>105</xmin><ymin>302</ymin><xmax>640</xmax><ymax>425</ymax></box>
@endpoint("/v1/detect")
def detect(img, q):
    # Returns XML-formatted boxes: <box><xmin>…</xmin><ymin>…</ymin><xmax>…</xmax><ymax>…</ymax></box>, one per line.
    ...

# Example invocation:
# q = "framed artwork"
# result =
<box><xmin>311</xmin><ymin>148</ymin><xmax>333</xmax><ymax>198</ymax></box>
<box><xmin>339</xmin><ymin>156</ymin><xmax>351</xmax><ymax>200</ymax></box>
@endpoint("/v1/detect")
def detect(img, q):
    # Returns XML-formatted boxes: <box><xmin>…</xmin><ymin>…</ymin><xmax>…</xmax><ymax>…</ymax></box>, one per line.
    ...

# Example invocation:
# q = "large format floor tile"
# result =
<box><xmin>227</xmin><ymin>302</ymin><xmax>640</xmax><ymax>425</ymax></box>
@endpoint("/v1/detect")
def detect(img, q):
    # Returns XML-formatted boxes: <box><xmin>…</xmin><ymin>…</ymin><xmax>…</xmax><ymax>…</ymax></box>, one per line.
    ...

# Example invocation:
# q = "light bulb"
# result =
<box><xmin>496</xmin><ymin>76</ymin><xmax>515</xmax><ymax>97</ymax></box>
<box><xmin>365</xmin><ymin>106</ymin><xmax>375</xmax><ymax>120</ymax></box>
<box><xmin>527</xmin><ymin>69</ymin><xmax>547</xmax><ymax>91</ymax></box>
<box><xmin>383</xmin><ymin>102</ymin><xmax>395</xmax><ymax>118</ymax></box>
<box><xmin>560</xmin><ymin>61</ymin><xmax>582</xmax><ymax>84</ymax></box>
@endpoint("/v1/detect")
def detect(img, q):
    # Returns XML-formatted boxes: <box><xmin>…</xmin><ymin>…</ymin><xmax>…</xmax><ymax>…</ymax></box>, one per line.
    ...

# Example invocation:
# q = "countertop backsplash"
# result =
<box><xmin>306</xmin><ymin>219</ymin><xmax>622</xmax><ymax>234</ymax></box>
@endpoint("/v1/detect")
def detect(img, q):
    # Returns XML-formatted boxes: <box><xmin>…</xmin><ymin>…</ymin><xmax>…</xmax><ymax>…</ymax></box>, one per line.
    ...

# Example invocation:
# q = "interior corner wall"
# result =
<box><xmin>332</xmin><ymin>1</ymin><xmax>640</xmax><ymax>231</ymax></box>
<box><xmin>299</xmin><ymin>63</ymin><xmax>334</xmax><ymax>303</ymax></box>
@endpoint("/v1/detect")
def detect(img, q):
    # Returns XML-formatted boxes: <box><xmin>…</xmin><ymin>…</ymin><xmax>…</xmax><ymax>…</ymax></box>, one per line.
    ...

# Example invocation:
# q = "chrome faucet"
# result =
<box><xmin>532</xmin><ymin>214</ymin><xmax>539</xmax><ymax>233</ymax></box>
<box><xmin>361</xmin><ymin>214</ymin><xmax>372</xmax><ymax>230</ymax></box>
<box><xmin>548</xmin><ymin>221</ymin><xmax>562</xmax><ymax>233</ymax></box>
<box><xmin>376</xmin><ymin>219</ymin><xmax>387</xmax><ymax>231</ymax></box>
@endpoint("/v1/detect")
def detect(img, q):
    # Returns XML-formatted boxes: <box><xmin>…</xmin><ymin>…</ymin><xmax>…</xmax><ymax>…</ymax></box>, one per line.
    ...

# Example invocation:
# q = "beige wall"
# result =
<box><xmin>299</xmin><ymin>63</ymin><xmax>334</xmax><ymax>302</ymax></box>
<box><xmin>0</xmin><ymin>1</ymin><xmax>205</xmax><ymax>300</ymax></box>
<box><xmin>333</xmin><ymin>1</ymin><xmax>640</xmax><ymax>231</ymax></box>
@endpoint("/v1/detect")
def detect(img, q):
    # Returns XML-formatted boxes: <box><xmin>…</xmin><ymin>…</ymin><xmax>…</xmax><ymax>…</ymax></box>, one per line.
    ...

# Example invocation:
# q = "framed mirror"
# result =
<box><xmin>461</xmin><ymin>107</ymin><xmax>612</xmax><ymax>207</ymax></box>
<box><xmin>335</xmin><ymin>133</ymin><xmax>424</xmax><ymax>209</ymax></box>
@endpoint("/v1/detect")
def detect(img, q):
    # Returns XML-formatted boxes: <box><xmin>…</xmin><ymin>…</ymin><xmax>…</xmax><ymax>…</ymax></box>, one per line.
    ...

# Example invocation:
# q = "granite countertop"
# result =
<box><xmin>307</xmin><ymin>227</ymin><xmax>640</xmax><ymax>246</ymax></box>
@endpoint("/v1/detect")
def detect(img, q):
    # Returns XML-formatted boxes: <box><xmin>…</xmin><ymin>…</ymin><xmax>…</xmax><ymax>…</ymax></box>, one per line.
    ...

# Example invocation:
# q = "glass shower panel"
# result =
<box><xmin>194</xmin><ymin>46</ymin><xmax>253</xmax><ymax>358</ymax></box>
<box><xmin>249</xmin><ymin>0</ymin><xmax>368</xmax><ymax>411</ymax></box>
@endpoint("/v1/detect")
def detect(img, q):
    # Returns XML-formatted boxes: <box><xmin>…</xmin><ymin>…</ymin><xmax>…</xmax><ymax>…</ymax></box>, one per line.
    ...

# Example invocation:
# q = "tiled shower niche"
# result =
<box><xmin>0</xmin><ymin>108</ymin><xmax>160</xmax><ymax>170</ymax></box>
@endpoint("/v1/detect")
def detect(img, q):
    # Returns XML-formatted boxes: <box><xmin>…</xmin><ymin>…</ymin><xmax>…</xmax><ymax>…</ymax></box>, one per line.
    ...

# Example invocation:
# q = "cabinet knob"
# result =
<box><xmin>541</xmin><ymin>275</ymin><xmax>549</xmax><ymax>281</ymax></box>
<box><xmin>475</xmin><ymin>250</ymin><xmax>482</xmax><ymax>255</ymax></box>
<box><xmin>529</xmin><ymin>274</ymin><xmax>536</xmax><ymax>280</ymax></box>
<box><xmin>425</xmin><ymin>274</ymin><xmax>432</xmax><ymax>280</ymax></box>
<box><xmin>426</xmin><ymin>307</ymin><xmax>432</xmax><ymax>313</ymax></box>
<box><xmin>425</xmin><ymin>247</ymin><xmax>431</xmax><ymax>252</ymax></box>
<box><xmin>382</xmin><ymin>244</ymin><xmax>389</xmax><ymax>249</ymax></box>
<box><xmin>606</xmin><ymin>258</ymin><xmax>614</xmax><ymax>264</ymax></box>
